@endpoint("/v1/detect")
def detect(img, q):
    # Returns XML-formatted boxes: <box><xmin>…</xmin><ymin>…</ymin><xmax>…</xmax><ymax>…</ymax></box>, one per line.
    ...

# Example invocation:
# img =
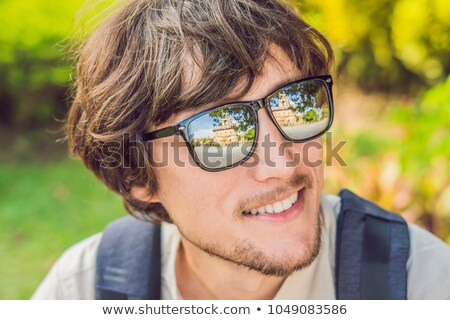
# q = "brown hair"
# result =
<box><xmin>66</xmin><ymin>0</ymin><xmax>334</xmax><ymax>223</ymax></box>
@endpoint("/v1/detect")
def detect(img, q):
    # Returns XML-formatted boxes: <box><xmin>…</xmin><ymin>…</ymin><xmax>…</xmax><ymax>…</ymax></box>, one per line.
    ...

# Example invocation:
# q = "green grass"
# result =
<box><xmin>0</xmin><ymin>159</ymin><xmax>124</xmax><ymax>299</ymax></box>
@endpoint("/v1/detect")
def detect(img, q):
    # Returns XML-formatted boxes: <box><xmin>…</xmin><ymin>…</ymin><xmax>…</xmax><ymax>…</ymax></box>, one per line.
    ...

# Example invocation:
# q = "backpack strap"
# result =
<box><xmin>95</xmin><ymin>216</ymin><xmax>161</xmax><ymax>300</ymax></box>
<box><xmin>336</xmin><ymin>189</ymin><xmax>410</xmax><ymax>299</ymax></box>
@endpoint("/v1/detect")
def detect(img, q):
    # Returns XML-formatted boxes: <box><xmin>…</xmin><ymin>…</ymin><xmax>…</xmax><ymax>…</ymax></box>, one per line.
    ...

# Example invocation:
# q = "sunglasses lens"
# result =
<box><xmin>187</xmin><ymin>105</ymin><xmax>256</xmax><ymax>170</ymax></box>
<box><xmin>268</xmin><ymin>79</ymin><xmax>331</xmax><ymax>140</ymax></box>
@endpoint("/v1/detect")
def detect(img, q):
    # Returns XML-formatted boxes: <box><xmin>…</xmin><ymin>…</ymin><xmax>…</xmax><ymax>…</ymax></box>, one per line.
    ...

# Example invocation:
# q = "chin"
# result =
<box><xmin>247</xmin><ymin>225</ymin><xmax>322</xmax><ymax>277</ymax></box>
<box><xmin>227</xmin><ymin>213</ymin><xmax>323</xmax><ymax>277</ymax></box>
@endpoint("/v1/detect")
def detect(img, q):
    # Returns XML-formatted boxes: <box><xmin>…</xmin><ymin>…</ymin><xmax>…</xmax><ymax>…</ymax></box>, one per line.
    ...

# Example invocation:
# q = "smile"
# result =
<box><xmin>242</xmin><ymin>190</ymin><xmax>299</xmax><ymax>216</ymax></box>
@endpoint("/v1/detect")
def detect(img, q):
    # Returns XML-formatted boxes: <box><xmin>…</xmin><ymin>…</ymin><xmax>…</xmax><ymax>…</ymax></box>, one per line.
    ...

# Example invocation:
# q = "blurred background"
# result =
<box><xmin>0</xmin><ymin>0</ymin><xmax>449</xmax><ymax>299</ymax></box>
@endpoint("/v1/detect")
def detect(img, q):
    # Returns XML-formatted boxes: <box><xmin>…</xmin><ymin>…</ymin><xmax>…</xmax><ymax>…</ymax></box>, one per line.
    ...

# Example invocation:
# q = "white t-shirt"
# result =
<box><xmin>32</xmin><ymin>194</ymin><xmax>450</xmax><ymax>299</ymax></box>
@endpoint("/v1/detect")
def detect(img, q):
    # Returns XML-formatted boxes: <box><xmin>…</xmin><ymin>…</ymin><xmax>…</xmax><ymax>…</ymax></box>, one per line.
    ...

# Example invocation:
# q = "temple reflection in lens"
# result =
<box><xmin>186</xmin><ymin>79</ymin><xmax>330</xmax><ymax>169</ymax></box>
<box><xmin>187</xmin><ymin>105</ymin><xmax>256</xmax><ymax>169</ymax></box>
<box><xmin>268</xmin><ymin>79</ymin><xmax>330</xmax><ymax>140</ymax></box>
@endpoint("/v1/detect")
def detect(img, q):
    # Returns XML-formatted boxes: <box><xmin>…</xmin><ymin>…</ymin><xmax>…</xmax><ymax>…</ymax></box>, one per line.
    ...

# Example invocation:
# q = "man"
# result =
<box><xmin>33</xmin><ymin>0</ymin><xmax>450</xmax><ymax>299</ymax></box>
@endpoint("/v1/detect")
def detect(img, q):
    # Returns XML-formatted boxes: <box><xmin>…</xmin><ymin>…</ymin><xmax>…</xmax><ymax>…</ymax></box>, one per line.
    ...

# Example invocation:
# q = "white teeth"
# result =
<box><xmin>282</xmin><ymin>198</ymin><xmax>292</xmax><ymax>211</ymax></box>
<box><xmin>244</xmin><ymin>191</ymin><xmax>300</xmax><ymax>216</ymax></box>
<box><xmin>273</xmin><ymin>202</ymin><xmax>284</xmax><ymax>214</ymax></box>
<box><xmin>290</xmin><ymin>192</ymin><xmax>298</xmax><ymax>204</ymax></box>
<box><xmin>264</xmin><ymin>204</ymin><xmax>274</xmax><ymax>213</ymax></box>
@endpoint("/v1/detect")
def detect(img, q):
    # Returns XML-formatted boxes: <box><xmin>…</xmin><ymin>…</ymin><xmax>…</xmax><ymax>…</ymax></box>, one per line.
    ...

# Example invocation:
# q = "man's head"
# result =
<box><xmin>67</xmin><ymin>0</ymin><xmax>333</xmax><ymax>276</ymax></box>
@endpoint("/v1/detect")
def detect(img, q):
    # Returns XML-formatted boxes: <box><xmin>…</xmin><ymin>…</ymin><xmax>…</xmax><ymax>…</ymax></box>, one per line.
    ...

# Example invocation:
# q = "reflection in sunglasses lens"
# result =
<box><xmin>268</xmin><ymin>79</ymin><xmax>330</xmax><ymax>140</ymax></box>
<box><xmin>186</xmin><ymin>79</ymin><xmax>331</xmax><ymax>170</ymax></box>
<box><xmin>187</xmin><ymin>105</ymin><xmax>256</xmax><ymax>169</ymax></box>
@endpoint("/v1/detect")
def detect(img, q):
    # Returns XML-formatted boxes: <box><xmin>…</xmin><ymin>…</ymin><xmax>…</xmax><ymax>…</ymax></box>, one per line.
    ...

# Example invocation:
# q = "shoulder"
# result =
<box><xmin>325</xmin><ymin>191</ymin><xmax>450</xmax><ymax>299</ymax></box>
<box><xmin>407</xmin><ymin>223</ymin><xmax>450</xmax><ymax>299</ymax></box>
<box><xmin>32</xmin><ymin>221</ymin><xmax>179</xmax><ymax>300</ymax></box>
<box><xmin>32</xmin><ymin>233</ymin><xmax>101</xmax><ymax>300</ymax></box>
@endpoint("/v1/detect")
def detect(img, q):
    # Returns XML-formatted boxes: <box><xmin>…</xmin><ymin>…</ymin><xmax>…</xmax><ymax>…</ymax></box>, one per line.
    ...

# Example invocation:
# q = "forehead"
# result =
<box><xmin>239</xmin><ymin>47</ymin><xmax>301</xmax><ymax>101</ymax></box>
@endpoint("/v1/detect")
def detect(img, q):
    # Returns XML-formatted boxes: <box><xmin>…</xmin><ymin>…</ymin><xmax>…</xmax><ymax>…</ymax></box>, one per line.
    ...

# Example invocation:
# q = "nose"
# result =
<box><xmin>248</xmin><ymin>109</ymin><xmax>296</xmax><ymax>182</ymax></box>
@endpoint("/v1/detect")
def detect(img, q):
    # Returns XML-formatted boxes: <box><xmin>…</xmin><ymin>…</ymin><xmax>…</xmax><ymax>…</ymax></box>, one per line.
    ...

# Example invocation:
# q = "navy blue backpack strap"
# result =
<box><xmin>95</xmin><ymin>216</ymin><xmax>161</xmax><ymax>300</ymax></box>
<box><xmin>336</xmin><ymin>189</ymin><xmax>410</xmax><ymax>300</ymax></box>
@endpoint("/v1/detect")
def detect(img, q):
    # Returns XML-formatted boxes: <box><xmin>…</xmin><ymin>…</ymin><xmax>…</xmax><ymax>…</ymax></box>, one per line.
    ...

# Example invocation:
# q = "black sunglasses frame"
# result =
<box><xmin>143</xmin><ymin>75</ymin><xmax>334</xmax><ymax>172</ymax></box>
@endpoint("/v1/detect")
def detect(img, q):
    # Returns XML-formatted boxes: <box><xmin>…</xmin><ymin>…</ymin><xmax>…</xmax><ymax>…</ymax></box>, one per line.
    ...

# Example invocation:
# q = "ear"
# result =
<box><xmin>129</xmin><ymin>186</ymin><xmax>161</xmax><ymax>203</ymax></box>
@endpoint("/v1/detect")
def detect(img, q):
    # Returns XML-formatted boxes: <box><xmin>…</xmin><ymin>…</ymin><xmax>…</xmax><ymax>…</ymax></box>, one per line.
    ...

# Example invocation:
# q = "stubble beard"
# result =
<box><xmin>177</xmin><ymin>210</ymin><xmax>323</xmax><ymax>278</ymax></box>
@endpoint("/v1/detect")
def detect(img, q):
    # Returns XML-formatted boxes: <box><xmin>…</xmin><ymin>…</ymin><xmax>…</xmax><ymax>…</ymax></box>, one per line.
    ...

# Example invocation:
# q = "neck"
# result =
<box><xmin>175</xmin><ymin>236</ymin><xmax>286</xmax><ymax>300</ymax></box>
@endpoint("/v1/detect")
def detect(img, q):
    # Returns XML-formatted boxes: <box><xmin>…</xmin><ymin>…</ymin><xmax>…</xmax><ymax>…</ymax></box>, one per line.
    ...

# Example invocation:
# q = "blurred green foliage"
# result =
<box><xmin>0</xmin><ymin>159</ymin><xmax>123</xmax><ymax>299</ymax></box>
<box><xmin>325</xmin><ymin>76</ymin><xmax>450</xmax><ymax>242</ymax></box>
<box><xmin>387</xmin><ymin>76</ymin><xmax>450</xmax><ymax>231</ymax></box>
<box><xmin>297</xmin><ymin>0</ymin><xmax>450</xmax><ymax>91</ymax></box>
<box><xmin>0</xmin><ymin>0</ymin><xmax>84</xmax><ymax>126</ymax></box>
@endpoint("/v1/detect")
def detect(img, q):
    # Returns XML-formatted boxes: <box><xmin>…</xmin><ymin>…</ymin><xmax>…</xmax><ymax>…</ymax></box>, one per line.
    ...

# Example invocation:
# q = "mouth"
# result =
<box><xmin>241</xmin><ymin>188</ymin><xmax>304</xmax><ymax>218</ymax></box>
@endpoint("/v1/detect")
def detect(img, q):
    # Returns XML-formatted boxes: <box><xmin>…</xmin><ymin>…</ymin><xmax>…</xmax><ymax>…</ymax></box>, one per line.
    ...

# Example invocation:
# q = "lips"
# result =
<box><xmin>242</xmin><ymin>190</ymin><xmax>299</xmax><ymax>216</ymax></box>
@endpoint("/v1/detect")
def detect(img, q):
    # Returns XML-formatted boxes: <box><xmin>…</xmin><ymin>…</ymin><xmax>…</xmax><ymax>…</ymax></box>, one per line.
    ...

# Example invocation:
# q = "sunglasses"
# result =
<box><xmin>143</xmin><ymin>75</ymin><xmax>334</xmax><ymax>171</ymax></box>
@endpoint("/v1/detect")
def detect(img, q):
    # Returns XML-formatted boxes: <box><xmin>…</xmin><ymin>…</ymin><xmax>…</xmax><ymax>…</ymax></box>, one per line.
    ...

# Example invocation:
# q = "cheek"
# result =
<box><xmin>309</xmin><ymin>139</ymin><xmax>324</xmax><ymax>189</ymax></box>
<box><xmin>150</xmin><ymin>136</ymin><xmax>195</xmax><ymax>169</ymax></box>
<box><xmin>300</xmin><ymin>138</ymin><xmax>323</xmax><ymax>168</ymax></box>
<box><xmin>309</xmin><ymin>138</ymin><xmax>324</xmax><ymax>180</ymax></box>
<box><xmin>151</xmin><ymin>138</ymin><xmax>235</xmax><ymax>222</ymax></box>
<box><xmin>296</xmin><ymin>138</ymin><xmax>324</xmax><ymax>192</ymax></box>
<box><xmin>289</xmin><ymin>137</ymin><xmax>324</xmax><ymax>174</ymax></box>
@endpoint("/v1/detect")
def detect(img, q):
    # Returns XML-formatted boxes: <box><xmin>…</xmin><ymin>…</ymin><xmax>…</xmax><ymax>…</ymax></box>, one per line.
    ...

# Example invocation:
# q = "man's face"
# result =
<box><xmin>148</xmin><ymin>49</ymin><xmax>324</xmax><ymax>277</ymax></box>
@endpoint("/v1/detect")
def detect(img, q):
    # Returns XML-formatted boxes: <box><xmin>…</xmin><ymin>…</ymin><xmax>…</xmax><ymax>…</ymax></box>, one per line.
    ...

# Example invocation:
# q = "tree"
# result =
<box><xmin>304</xmin><ymin>109</ymin><xmax>319</xmax><ymax>122</ymax></box>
